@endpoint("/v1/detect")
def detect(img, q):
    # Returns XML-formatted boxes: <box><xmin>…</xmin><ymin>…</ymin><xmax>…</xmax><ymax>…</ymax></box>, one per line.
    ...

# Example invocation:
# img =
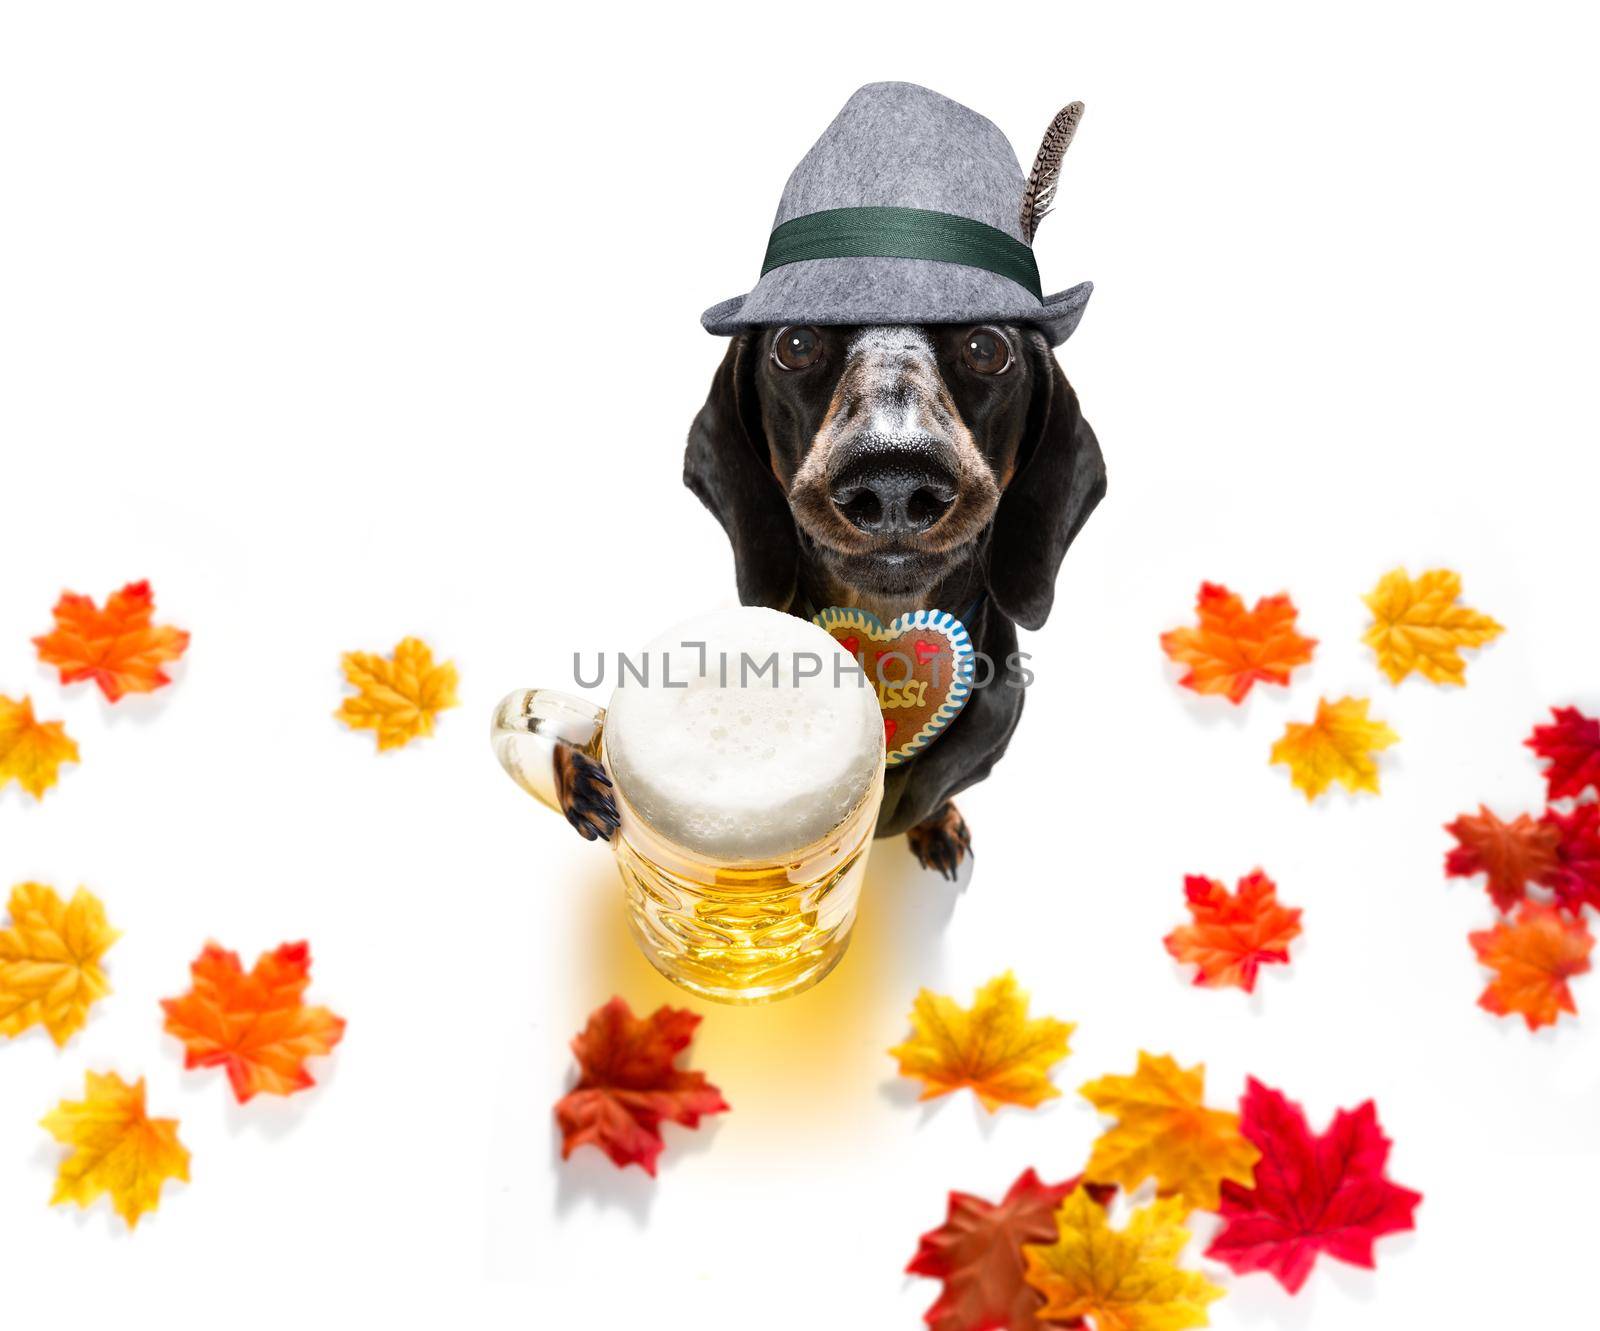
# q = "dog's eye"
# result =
<box><xmin>773</xmin><ymin>325</ymin><xmax>823</xmax><ymax>370</ymax></box>
<box><xmin>961</xmin><ymin>327</ymin><xmax>1011</xmax><ymax>375</ymax></box>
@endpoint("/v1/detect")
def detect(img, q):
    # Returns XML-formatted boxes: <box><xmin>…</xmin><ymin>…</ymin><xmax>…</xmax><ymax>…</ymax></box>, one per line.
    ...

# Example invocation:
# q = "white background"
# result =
<box><xmin>2</xmin><ymin>3</ymin><xmax>1597</xmax><ymax>1326</ymax></box>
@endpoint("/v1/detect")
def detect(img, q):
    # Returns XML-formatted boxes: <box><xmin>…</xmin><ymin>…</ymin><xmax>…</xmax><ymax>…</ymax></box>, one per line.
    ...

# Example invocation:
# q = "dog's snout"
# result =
<box><xmin>829</xmin><ymin>434</ymin><xmax>959</xmax><ymax>536</ymax></box>
<box><xmin>831</xmin><ymin>470</ymin><xmax>957</xmax><ymax>535</ymax></box>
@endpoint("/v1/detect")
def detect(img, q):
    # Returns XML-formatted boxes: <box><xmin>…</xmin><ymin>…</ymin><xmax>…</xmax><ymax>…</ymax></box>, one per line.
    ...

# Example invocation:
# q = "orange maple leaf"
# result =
<box><xmin>890</xmin><ymin>972</ymin><xmax>1075</xmax><ymax>1112</ymax></box>
<box><xmin>42</xmin><ymin>1070</ymin><xmax>190</xmax><ymax>1229</ymax></box>
<box><xmin>1160</xmin><ymin>582</ymin><xmax>1316</xmax><ymax>704</ymax></box>
<box><xmin>0</xmin><ymin>694</ymin><xmax>79</xmax><ymax>799</ymax></box>
<box><xmin>1164</xmin><ymin>870</ymin><xmax>1303</xmax><ymax>992</ymax></box>
<box><xmin>1361</xmin><ymin>567</ymin><xmax>1502</xmax><ymax>686</ymax></box>
<box><xmin>1469</xmin><ymin>902</ymin><xmax>1593</xmax><ymax>1030</ymax></box>
<box><xmin>160</xmin><ymin>941</ymin><xmax>346</xmax><ymax>1101</ymax></box>
<box><xmin>1444</xmin><ymin>806</ymin><xmax>1561</xmax><ymax>914</ymax></box>
<box><xmin>1270</xmin><ymin>696</ymin><xmax>1398</xmax><ymax>800</ymax></box>
<box><xmin>33</xmin><ymin>580</ymin><xmax>190</xmax><ymax>702</ymax></box>
<box><xmin>336</xmin><ymin>636</ymin><xmax>459</xmax><ymax>750</ymax></box>
<box><xmin>1023</xmin><ymin>1191</ymin><xmax>1224</xmax><ymax>1330</ymax></box>
<box><xmin>1080</xmin><ymin>1051</ymin><xmax>1261</xmax><ymax>1213</ymax></box>
<box><xmin>1</xmin><ymin>882</ymin><xmax>119</xmax><ymax>1046</ymax></box>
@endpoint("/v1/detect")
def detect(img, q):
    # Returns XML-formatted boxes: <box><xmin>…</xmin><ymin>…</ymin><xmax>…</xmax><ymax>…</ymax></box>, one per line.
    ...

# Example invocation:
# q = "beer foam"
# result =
<box><xmin>604</xmin><ymin>606</ymin><xmax>884</xmax><ymax>860</ymax></box>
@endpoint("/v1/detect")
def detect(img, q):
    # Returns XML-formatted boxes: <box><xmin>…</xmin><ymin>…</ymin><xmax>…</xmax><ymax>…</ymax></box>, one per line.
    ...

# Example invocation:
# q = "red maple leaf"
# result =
<box><xmin>907</xmin><ymin>1169</ymin><xmax>1113</xmax><ymax>1331</ymax></box>
<box><xmin>1205</xmin><ymin>1079</ymin><xmax>1421</xmax><ymax>1293</ymax></box>
<box><xmin>554</xmin><ymin>997</ymin><xmax>728</xmax><ymax>1176</ymax></box>
<box><xmin>1539</xmin><ymin>803</ymin><xmax>1600</xmax><ymax>916</ymax></box>
<box><xmin>1163</xmin><ymin>870</ymin><xmax>1303</xmax><ymax>992</ymax></box>
<box><xmin>1526</xmin><ymin>706</ymin><xmax>1600</xmax><ymax>802</ymax></box>
<box><xmin>1444</xmin><ymin>806</ymin><xmax>1561</xmax><ymax>913</ymax></box>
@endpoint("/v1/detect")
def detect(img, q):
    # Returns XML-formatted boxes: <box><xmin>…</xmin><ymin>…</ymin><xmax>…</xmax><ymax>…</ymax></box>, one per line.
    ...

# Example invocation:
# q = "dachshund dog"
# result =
<box><xmin>685</xmin><ymin>321</ymin><xmax>1104</xmax><ymax>876</ymax></box>
<box><xmin>554</xmin><ymin>322</ymin><xmax>1104</xmax><ymax>878</ymax></box>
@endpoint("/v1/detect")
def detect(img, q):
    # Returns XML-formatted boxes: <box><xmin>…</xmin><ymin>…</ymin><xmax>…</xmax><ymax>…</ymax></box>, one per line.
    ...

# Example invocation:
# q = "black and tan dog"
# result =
<box><xmin>677</xmin><ymin>321</ymin><xmax>1103</xmax><ymax>877</ymax></box>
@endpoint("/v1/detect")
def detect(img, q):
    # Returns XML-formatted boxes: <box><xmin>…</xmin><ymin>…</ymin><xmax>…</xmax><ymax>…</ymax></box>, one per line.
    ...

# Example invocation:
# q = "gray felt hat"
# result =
<box><xmin>701</xmin><ymin>82</ymin><xmax>1093</xmax><ymax>346</ymax></box>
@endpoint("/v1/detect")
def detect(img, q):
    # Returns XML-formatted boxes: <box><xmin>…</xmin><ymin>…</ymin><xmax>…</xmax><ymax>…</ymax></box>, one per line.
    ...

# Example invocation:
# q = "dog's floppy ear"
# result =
<box><xmin>985</xmin><ymin>343</ymin><xmax>1106</xmax><ymax>630</ymax></box>
<box><xmin>683</xmin><ymin>333</ymin><xmax>800</xmax><ymax>609</ymax></box>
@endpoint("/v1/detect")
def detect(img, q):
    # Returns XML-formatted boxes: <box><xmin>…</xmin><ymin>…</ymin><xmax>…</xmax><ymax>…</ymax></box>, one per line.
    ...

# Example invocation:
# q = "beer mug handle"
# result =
<box><xmin>490</xmin><ymin>689</ymin><xmax>607</xmax><ymax>815</ymax></box>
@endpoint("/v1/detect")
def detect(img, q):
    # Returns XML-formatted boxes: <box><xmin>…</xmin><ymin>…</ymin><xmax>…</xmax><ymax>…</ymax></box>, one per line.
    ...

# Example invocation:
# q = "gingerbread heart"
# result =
<box><xmin>812</xmin><ymin>607</ymin><xmax>976</xmax><ymax>767</ymax></box>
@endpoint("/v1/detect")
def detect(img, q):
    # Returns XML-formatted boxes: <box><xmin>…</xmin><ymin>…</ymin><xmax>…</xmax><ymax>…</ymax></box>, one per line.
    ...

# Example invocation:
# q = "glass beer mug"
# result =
<box><xmin>491</xmin><ymin>607</ymin><xmax>886</xmax><ymax>1004</ymax></box>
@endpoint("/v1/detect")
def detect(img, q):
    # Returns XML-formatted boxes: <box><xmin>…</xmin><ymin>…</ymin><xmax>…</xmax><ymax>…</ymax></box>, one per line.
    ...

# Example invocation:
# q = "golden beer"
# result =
<box><xmin>491</xmin><ymin>608</ymin><xmax>885</xmax><ymax>1004</ymax></box>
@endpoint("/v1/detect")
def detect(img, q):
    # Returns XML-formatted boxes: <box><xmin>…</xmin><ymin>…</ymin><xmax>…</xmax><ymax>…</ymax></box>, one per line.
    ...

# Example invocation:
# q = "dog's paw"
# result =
<box><xmin>554</xmin><ymin>748</ymin><xmax>620</xmax><ymax>842</ymax></box>
<box><xmin>907</xmin><ymin>802</ymin><xmax>972</xmax><ymax>882</ymax></box>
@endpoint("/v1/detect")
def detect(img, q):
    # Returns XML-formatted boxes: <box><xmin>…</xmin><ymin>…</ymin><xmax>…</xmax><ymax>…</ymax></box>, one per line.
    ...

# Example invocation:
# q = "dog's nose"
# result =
<box><xmin>829</xmin><ymin>436</ymin><xmax>959</xmax><ymax>536</ymax></box>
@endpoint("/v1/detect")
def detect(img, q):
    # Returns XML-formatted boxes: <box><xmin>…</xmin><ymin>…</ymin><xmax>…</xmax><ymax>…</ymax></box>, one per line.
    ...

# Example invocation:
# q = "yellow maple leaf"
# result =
<box><xmin>0</xmin><ymin>882</ymin><xmax>119</xmax><ymax>1046</ymax></box>
<box><xmin>889</xmin><ymin>971</ymin><xmax>1074</xmax><ymax>1111</ymax></box>
<box><xmin>41</xmin><ymin>1070</ymin><xmax>189</xmax><ymax>1228</ymax></box>
<box><xmin>1080</xmin><ymin>1051</ymin><xmax>1260</xmax><ymax>1212</ymax></box>
<box><xmin>1362</xmin><ymin>567</ymin><xmax>1502</xmax><ymax>685</ymax></box>
<box><xmin>1023</xmin><ymin>1190</ymin><xmax>1224</xmax><ymax>1331</ymax></box>
<box><xmin>1270</xmin><ymin>696</ymin><xmax>1398</xmax><ymax>800</ymax></box>
<box><xmin>0</xmin><ymin>694</ymin><xmax>79</xmax><ymax>799</ymax></box>
<box><xmin>335</xmin><ymin>636</ymin><xmax>460</xmax><ymax>750</ymax></box>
